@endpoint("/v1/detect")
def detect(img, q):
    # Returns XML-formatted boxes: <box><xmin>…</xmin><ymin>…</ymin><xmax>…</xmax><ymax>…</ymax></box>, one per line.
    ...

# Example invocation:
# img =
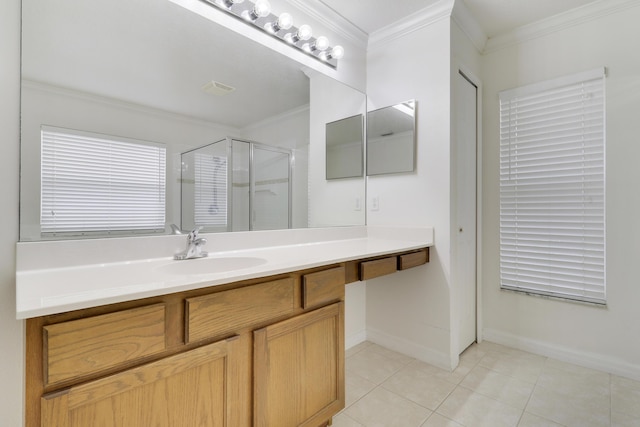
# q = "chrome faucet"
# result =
<box><xmin>174</xmin><ymin>227</ymin><xmax>208</xmax><ymax>260</ymax></box>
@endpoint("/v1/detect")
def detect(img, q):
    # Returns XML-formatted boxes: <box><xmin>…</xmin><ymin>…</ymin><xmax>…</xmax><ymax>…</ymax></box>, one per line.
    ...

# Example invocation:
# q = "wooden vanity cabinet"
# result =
<box><xmin>26</xmin><ymin>248</ymin><xmax>428</xmax><ymax>427</ymax></box>
<box><xmin>254</xmin><ymin>302</ymin><xmax>344</xmax><ymax>427</ymax></box>
<box><xmin>41</xmin><ymin>336</ymin><xmax>241</xmax><ymax>427</ymax></box>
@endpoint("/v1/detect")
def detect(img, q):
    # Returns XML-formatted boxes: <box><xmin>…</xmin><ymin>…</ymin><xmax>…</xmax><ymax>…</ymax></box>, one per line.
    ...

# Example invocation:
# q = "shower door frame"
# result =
<box><xmin>230</xmin><ymin>138</ymin><xmax>293</xmax><ymax>231</ymax></box>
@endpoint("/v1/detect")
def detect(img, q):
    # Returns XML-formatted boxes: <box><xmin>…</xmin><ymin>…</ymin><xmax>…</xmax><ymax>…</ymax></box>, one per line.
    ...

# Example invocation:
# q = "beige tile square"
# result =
<box><xmin>612</xmin><ymin>411</ymin><xmax>640</xmax><ymax>427</ymax></box>
<box><xmin>536</xmin><ymin>361</ymin><xmax>610</xmax><ymax>403</ymax></box>
<box><xmin>478</xmin><ymin>350</ymin><xmax>546</xmax><ymax>383</ymax></box>
<box><xmin>437</xmin><ymin>386</ymin><xmax>522</xmax><ymax>427</ymax></box>
<box><xmin>421</xmin><ymin>413</ymin><xmax>465</xmax><ymax>427</ymax></box>
<box><xmin>331</xmin><ymin>412</ymin><xmax>365</xmax><ymax>427</ymax></box>
<box><xmin>382</xmin><ymin>362</ymin><xmax>457</xmax><ymax>410</ymax></box>
<box><xmin>346</xmin><ymin>346</ymin><xmax>409</xmax><ymax>384</ymax></box>
<box><xmin>526</xmin><ymin>384</ymin><xmax>610</xmax><ymax>427</ymax></box>
<box><xmin>345</xmin><ymin>387</ymin><xmax>432</xmax><ymax>427</ymax></box>
<box><xmin>460</xmin><ymin>365</ymin><xmax>535</xmax><ymax>409</ymax></box>
<box><xmin>612</xmin><ymin>377</ymin><xmax>640</xmax><ymax>418</ymax></box>
<box><xmin>345</xmin><ymin>372</ymin><xmax>377</xmax><ymax>406</ymax></box>
<box><xmin>346</xmin><ymin>341</ymin><xmax>373</xmax><ymax>359</ymax></box>
<box><xmin>518</xmin><ymin>412</ymin><xmax>566</xmax><ymax>427</ymax></box>
<box><xmin>459</xmin><ymin>343</ymin><xmax>488</xmax><ymax>366</ymax></box>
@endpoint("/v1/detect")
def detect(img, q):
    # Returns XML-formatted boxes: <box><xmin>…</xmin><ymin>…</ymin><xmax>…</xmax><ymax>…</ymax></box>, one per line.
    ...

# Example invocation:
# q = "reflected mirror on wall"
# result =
<box><xmin>325</xmin><ymin>114</ymin><xmax>364</xmax><ymax>180</ymax></box>
<box><xmin>18</xmin><ymin>0</ymin><xmax>366</xmax><ymax>241</ymax></box>
<box><xmin>367</xmin><ymin>100</ymin><xmax>416</xmax><ymax>176</ymax></box>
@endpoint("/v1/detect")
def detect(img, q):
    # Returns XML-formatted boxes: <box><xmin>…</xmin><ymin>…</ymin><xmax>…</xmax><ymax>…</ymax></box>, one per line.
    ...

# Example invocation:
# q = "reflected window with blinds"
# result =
<box><xmin>499</xmin><ymin>68</ymin><xmax>606</xmax><ymax>304</ymax></box>
<box><xmin>41</xmin><ymin>127</ymin><xmax>166</xmax><ymax>237</ymax></box>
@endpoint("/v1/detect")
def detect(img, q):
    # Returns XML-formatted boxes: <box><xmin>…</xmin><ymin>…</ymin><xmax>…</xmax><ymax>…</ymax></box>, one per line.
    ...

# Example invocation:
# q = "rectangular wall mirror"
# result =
<box><xmin>19</xmin><ymin>0</ymin><xmax>366</xmax><ymax>241</ymax></box>
<box><xmin>325</xmin><ymin>114</ymin><xmax>364</xmax><ymax>180</ymax></box>
<box><xmin>367</xmin><ymin>100</ymin><xmax>416</xmax><ymax>176</ymax></box>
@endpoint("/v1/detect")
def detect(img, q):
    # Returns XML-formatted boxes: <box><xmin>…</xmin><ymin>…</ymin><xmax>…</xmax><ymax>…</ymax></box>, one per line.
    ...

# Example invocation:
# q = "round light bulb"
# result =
<box><xmin>253</xmin><ymin>0</ymin><xmax>271</xmax><ymax>18</ymax></box>
<box><xmin>297</xmin><ymin>24</ymin><xmax>312</xmax><ymax>41</ymax></box>
<box><xmin>277</xmin><ymin>12</ymin><xmax>293</xmax><ymax>30</ymax></box>
<box><xmin>314</xmin><ymin>36</ymin><xmax>329</xmax><ymax>51</ymax></box>
<box><xmin>331</xmin><ymin>45</ymin><xmax>344</xmax><ymax>59</ymax></box>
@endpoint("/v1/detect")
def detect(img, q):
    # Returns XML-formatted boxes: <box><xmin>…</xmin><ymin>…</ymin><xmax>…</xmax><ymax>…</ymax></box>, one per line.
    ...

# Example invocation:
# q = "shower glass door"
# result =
<box><xmin>252</xmin><ymin>144</ymin><xmax>291</xmax><ymax>231</ymax></box>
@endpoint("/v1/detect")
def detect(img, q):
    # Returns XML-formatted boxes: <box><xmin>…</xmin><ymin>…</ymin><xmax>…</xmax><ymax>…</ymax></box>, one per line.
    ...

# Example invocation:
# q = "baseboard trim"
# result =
<box><xmin>367</xmin><ymin>327</ymin><xmax>451</xmax><ymax>370</ymax></box>
<box><xmin>483</xmin><ymin>328</ymin><xmax>640</xmax><ymax>381</ymax></box>
<box><xmin>345</xmin><ymin>330</ymin><xmax>368</xmax><ymax>350</ymax></box>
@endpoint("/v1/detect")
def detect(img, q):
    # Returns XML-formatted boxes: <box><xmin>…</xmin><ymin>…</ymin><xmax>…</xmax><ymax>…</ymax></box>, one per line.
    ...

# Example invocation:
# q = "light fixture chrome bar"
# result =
<box><xmin>201</xmin><ymin>0</ymin><xmax>343</xmax><ymax>68</ymax></box>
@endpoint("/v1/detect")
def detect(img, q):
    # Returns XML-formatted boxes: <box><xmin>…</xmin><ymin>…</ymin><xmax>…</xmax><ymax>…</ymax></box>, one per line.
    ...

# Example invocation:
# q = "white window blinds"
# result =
<box><xmin>41</xmin><ymin>127</ymin><xmax>166</xmax><ymax>236</ymax></box>
<box><xmin>499</xmin><ymin>68</ymin><xmax>606</xmax><ymax>304</ymax></box>
<box><xmin>194</xmin><ymin>153</ymin><xmax>228</xmax><ymax>227</ymax></box>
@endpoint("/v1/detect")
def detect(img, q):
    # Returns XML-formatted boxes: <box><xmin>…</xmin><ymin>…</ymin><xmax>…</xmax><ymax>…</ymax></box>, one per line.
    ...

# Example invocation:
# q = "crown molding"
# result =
<box><xmin>241</xmin><ymin>104</ymin><xmax>310</xmax><ymax>133</ymax></box>
<box><xmin>484</xmin><ymin>0</ymin><xmax>640</xmax><ymax>54</ymax></box>
<box><xmin>283</xmin><ymin>0</ymin><xmax>368</xmax><ymax>49</ymax></box>
<box><xmin>22</xmin><ymin>79</ymin><xmax>238</xmax><ymax>133</ymax></box>
<box><xmin>368</xmin><ymin>0</ymin><xmax>454</xmax><ymax>52</ymax></box>
<box><xmin>451</xmin><ymin>0</ymin><xmax>487</xmax><ymax>53</ymax></box>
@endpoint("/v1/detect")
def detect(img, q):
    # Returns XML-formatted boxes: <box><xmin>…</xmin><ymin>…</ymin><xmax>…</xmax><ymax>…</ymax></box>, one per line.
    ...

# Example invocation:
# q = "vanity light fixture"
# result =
<box><xmin>241</xmin><ymin>0</ymin><xmax>271</xmax><ymax>21</ymax></box>
<box><xmin>203</xmin><ymin>0</ymin><xmax>344</xmax><ymax>68</ymax></box>
<box><xmin>266</xmin><ymin>12</ymin><xmax>293</xmax><ymax>33</ymax></box>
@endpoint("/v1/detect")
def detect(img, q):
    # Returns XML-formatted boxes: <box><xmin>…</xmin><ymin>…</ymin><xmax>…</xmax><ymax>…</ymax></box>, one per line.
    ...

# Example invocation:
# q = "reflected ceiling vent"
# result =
<box><xmin>201</xmin><ymin>80</ymin><xmax>236</xmax><ymax>96</ymax></box>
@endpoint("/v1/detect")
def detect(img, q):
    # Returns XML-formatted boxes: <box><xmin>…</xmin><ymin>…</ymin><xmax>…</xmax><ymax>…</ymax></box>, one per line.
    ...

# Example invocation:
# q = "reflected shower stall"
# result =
<box><xmin>180</xmin><ymin>138</ymin><xmax>292</xmax><ymax>232</ymax></box>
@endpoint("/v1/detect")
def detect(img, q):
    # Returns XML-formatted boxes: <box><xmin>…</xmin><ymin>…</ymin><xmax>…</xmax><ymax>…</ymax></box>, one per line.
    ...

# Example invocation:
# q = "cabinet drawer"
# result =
<box><xmin>43</xmin><ymin>304</ymin><xmax>166</xmax><ymax>386</ymax></box>
<box><xmin>186</xmin><ymin>277</ymin><xmax>295</xmax><ymax>343</ymax></box>
<box><xmin>359</xmin><ymin>256</ymin><xmax>397</xmax><ymax>280</ymax></box>
<box><xmin>302</xmin><ymin>266</ymin><xmax>345</xmax><ymax>309</ymax></box>
<box><xmin>398</xmin><ymin>248</ymin><xmax>429</xmax><ymax>270</ymax></box>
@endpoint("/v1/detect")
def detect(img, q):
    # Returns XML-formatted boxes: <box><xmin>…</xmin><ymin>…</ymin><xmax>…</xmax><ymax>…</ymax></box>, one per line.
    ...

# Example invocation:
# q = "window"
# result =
<box><xmin>499</xmin><ymin>68</ymin><xmax>606</xmax><ymax>304</ymax></box>
<box><xmin>41</xmin><ymin>127</ymin><xmax>166</xmax><ymax>236</ymax></box>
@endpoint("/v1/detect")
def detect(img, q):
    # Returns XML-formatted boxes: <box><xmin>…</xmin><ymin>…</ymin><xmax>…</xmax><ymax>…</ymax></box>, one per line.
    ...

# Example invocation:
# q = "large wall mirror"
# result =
<box><xmin>20</xmin><ymin>0</ymin><xmax>366</xmax><ymax>241</ymax></box>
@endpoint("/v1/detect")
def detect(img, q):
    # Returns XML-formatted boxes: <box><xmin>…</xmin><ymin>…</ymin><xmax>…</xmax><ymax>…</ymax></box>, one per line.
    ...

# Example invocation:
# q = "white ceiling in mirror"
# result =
<box><xmin>21</xmin><ymin>0</ymin><xmax>309</xmax><ymax>128</ymax></box>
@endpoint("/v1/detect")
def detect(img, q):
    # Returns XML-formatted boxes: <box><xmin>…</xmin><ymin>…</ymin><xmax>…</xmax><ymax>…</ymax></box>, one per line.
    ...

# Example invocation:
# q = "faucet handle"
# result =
<box><xmin>187</xmin><ymin>226</ymin><xmax>203</xmax><ymax>243</ymax></box>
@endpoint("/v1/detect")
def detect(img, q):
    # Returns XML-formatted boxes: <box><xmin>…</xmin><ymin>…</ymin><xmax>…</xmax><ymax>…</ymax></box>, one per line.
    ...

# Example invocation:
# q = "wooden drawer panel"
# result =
<box><xmin>186</xmin><ymin>277</ymin><xmax>295</xmax><ymax>343</ymax></box>
<box><xmin>302</xmin><ymin>266</ymin><xmax>345</xmax><ymax>309</ymax></box>
<box><xmin>398</xmin><ymin>248</ymin><xmax>429</xmax><ymax>270</ymax></box>
<box><xmin>44</xmin><ymin>304</ymin><xmax>166</xmax><ymax>386</ymax></box>
<box><xmin>359</xmin><ymin>256</ymin><xmax>397</xmax><ymax>280</ymax></box>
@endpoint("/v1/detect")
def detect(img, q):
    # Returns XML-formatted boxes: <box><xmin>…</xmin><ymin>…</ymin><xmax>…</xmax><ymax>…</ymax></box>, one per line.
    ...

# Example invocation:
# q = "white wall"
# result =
<box><xmin>308</xmin><ymin>72</ymin><xmax>367</xmax><ymax>228</ymax></box>
<box><xmin>365</xmin><ymin>17</ymin><xmax>454</xmax><ymax>369</ymax></box>
<box><xmin>0</xmin><ymin>0</ymin><xmax>24</xmax><ymax>425</ymax></box>
<box><xmin>481</xmin><ymin>4</ymin><xmax>640</xmax><ymax>379</ymax></box>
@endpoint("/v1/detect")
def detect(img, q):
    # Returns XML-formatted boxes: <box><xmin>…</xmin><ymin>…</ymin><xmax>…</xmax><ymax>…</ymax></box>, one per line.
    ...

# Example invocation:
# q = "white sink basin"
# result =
<box><xmin>156</xmin><ymin>257</ymin><xmax>267</xmax><ymax>276</ymax></box>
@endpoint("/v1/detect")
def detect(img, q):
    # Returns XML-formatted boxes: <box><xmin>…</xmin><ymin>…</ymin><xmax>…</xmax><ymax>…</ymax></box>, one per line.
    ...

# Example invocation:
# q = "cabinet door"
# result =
<box><xmin>41</xmin><ymin>337</ymin><xmax>241</xmax><ymax>427</ymax></box>
<box><xmin>254</xmin><ymin>302</ymin><xmax>345</xmax><ymax>427</ymax></box>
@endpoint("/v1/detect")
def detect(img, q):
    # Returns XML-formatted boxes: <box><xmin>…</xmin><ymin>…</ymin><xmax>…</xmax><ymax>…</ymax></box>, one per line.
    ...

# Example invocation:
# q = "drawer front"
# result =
<box><xmin>398</xmin><ymin>248</ymin><xmax>429</xmax><ymax>270</ymax></box>
<box><xmin>359</xmin><ymin>256</ymin><xmax>397</xmax><ymax>280</ymax></box>
<box><xmin>302</xmin><ymin>266</ymin><xmax>345</xmax><ymax>309</ymax></box>
<box><xmin>186</xmin><ymin>277</ymin><xmax>295</xmax><ymax>343</ymax></box>
<box><xmin>44</xmin><ymin>304</ymin><xmax>166</xmax><ymax>386</ymax></box>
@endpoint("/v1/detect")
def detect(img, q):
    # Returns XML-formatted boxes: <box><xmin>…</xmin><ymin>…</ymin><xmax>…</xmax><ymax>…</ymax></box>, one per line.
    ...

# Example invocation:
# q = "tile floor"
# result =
<box><xmin>333</xmin><ymin>341</ymin><xmax>640</xmax><ymax>427</ymax></box>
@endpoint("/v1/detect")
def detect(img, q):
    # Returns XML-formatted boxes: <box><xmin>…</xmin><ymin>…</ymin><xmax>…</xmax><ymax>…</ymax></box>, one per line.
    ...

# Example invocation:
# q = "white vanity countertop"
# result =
<box><xmin>16</xmin><ymin>226</ymin><xmax>433</xmax><ymax>319</ymax></box>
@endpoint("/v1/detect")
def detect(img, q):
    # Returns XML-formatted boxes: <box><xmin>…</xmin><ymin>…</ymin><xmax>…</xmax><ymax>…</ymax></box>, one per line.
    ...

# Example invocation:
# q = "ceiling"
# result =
<box><xmin>318</xmin><ymin>0</ymin><xmax>601</xmax><ymax>38</ymax></box>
